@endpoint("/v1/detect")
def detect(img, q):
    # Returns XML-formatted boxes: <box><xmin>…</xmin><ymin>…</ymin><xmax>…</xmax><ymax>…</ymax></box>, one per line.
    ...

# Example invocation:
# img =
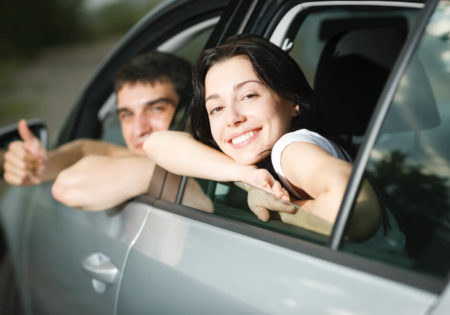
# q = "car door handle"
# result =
<box><xmin>82</xmin><ymin>252</ymin><xmax>119</xmax><ymax>285</ymax></box>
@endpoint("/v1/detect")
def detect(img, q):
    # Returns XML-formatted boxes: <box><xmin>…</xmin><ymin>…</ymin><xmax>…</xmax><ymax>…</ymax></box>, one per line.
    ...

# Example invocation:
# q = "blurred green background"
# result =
<box><xmin>0</xmin><ymin>0</ymin><xmax>161</xmax><ymax>140</ymax></box>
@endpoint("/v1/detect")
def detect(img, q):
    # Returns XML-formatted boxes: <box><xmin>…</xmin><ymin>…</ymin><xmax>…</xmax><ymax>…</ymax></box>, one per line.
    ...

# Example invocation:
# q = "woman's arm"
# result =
<box><xmin>144</xmin><ymin>131</ymin><xmax>294</xmax><ymax>220</ymax></box>
<box><xmin>144</xmin><ymin>131</ymin><xmax>257</xmax><ymax>183</ymax></box>
<box><xmin>280</xmin><ymin>142</ymin><xmax>380</xmax><ymax>240</ymax></box>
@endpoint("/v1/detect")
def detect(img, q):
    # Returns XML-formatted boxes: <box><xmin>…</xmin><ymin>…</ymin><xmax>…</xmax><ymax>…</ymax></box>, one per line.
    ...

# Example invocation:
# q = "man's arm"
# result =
<box><xmin>43</xmin><ymin>139</ymin><xmax>129</xmax><ymax>181</ymax></box>
<box><xmin>3</xmin><ymin>119</ymin><xmax>128</xmax><ymax>185</ymax></box>
<box><xmin>52</xmin><ymin>154</ymin><xmax>155</xmax><ymax>210</ymax></box>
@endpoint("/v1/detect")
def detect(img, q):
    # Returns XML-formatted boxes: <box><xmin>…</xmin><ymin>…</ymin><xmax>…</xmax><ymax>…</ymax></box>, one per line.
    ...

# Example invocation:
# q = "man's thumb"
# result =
<box><xmin>18</xmin><ymin>119</ymin><xmax>44</xmax><ymax>157</ymax></box>
<box><xmin>18</xmin><ymin>119</ymin><xmax>36</xmax><ymax>143</ymax></box>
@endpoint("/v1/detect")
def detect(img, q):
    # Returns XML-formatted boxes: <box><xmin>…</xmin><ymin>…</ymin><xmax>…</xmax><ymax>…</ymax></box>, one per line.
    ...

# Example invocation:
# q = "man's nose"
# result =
<box><xmin>134</xmin><ymin>113</ymin><xmax>152</xmax><ymax>135</ymax></box>
<box><xmin>226</xmin><ymin>104</ymin><xmax>246</xmax><ymax>127</ymax></box>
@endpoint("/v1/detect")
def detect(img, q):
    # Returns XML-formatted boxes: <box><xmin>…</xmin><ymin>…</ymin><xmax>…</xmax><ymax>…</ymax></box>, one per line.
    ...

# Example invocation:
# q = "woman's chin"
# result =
<box><xmin>233</xmin><ymin>154</ymin><xmax>264</xmax><ymax>166</ymax></box>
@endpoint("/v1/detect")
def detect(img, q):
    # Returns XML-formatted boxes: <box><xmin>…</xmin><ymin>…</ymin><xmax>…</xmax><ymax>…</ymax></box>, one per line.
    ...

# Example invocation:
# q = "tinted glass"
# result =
<box><xmin>343</xmin><ymin>0</ymin><xmax>450</xmax><ymax>279</ymax></box>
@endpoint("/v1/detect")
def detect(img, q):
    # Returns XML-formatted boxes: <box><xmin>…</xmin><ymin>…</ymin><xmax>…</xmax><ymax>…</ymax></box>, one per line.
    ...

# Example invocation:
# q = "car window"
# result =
<box><xmin>276</xmin><ymin>4</ymin><xmax>420</xmax><ymax>156</ymax></box>
<box><xmin>178</xmin><ymin>2</ymin><xmax>422</xmax><ymax>246</ymax></box>
<box><xmin>342</xmin><ymin>0</ymin><xmax>450</xmax><ymax>280</ymax></box>
<box><xmin>99</xmin><ymin>18</ymin><xmax>218</xmax><ymax>145</ymax></box>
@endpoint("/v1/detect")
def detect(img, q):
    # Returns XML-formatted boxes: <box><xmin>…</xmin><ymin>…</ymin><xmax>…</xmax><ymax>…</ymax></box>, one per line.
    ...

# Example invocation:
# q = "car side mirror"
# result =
<box><xmin>0</xmin><ymin>119</ymin><xmax>48</xmax><ymax>150</ymax></box>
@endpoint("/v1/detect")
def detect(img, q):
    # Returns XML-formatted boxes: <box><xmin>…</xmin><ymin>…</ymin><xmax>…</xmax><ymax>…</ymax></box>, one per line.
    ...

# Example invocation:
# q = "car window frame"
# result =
<box><xmin>148</xmin><ymin>0</ymin><xmax>448</xmax><ymax>294</ymax></box>
<box><xmin>54</xmin><ymin>0</ymin><xmax>231</xmax><ymax>148</ymax></box>
<box><xmin>330</xmin><ymin>0</ymin><xmax>441</xmax><ymax>249</ymax></box>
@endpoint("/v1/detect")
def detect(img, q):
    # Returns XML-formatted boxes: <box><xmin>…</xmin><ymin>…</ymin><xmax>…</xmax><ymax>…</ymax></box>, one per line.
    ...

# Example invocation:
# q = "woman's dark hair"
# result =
<box><xmin>191</xmin><ymin>34</ymin><xmax>315</xmax><ymax>150</ymax></box>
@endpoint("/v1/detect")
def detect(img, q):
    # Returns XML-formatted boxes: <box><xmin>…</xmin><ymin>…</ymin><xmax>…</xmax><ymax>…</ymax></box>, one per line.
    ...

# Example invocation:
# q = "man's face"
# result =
<box><xmin>116</xmin><ymin>81</ymin><xmax>179</xmax><ymax>155</ymax></box>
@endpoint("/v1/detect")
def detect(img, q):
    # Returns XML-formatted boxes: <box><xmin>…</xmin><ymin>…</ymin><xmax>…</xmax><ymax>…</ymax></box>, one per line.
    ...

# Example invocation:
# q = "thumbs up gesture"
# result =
<box><xmin>3</xmin><ymin>119</ymin><xmax>48</xmax><ymax>185</ymax></box>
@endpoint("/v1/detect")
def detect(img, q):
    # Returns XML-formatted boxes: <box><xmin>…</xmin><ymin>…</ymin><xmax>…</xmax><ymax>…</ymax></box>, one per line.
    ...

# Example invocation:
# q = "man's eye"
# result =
<box><xmin>118</xmin><ymin>112</ymin><xmax>132</xmax><ymax>120</ymax></box>
<box><xmin>152</xmin><ymin>105</ymin><xmax>166</xmax><ymax>112</ymax></box>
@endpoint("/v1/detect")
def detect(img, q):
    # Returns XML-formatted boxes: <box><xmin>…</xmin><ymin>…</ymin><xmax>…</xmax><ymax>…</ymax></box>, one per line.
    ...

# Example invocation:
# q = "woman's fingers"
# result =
<box><xmin>247</xmin><ymin>188</ymin><xmax>295</xmax><ymax>221</ymax></box>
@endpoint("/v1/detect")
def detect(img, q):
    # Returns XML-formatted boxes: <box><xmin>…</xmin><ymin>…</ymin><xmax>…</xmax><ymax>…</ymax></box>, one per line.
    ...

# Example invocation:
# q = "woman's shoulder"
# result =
<box><xmin>274</xmin><ymin>129</ymin><xmax>328</xmax><ymax>150</ymax></box>
<box><xmin>273</xmin><ymin>129</ymin><xmax>350</xmax><ymax>161</ymax></box>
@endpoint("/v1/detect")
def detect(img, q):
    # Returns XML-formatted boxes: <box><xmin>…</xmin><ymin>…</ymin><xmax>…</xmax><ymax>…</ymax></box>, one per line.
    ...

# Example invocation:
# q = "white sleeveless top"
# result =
<box><xmin>271</xmin><ymin>129</ymin><xmax>406</xmax><ymax>249</ymax></box>
<box><xmin>271</xmin><ymin>129</ymin><xmax>351</xmax><ymax>199</ymax></box>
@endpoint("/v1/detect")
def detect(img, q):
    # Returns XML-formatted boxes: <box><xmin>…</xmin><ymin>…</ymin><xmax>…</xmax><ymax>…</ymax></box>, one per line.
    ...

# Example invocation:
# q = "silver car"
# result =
<box><xmin>1</xmin><ymin>0</ymin><xmax>449</xmax><ymax>314</ymax></box>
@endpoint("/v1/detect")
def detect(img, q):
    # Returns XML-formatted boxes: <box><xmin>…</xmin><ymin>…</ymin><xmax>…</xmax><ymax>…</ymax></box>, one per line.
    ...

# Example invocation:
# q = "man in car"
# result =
<box><xmin>2</xmin><ymin>51</ymin><xmax>212</xmax><ymax>212</ymax></box>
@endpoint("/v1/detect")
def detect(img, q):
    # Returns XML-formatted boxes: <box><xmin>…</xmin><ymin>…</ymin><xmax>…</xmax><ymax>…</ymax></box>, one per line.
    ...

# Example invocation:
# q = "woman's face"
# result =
<box><xmin>204</xmin><ymin>56</ymin><xmax>298</xmax><ymax>165</ymax></box>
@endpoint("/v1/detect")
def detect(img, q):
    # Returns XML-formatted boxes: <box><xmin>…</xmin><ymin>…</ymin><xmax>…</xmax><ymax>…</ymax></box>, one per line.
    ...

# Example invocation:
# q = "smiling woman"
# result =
<box><xmin>145</xmin><ymin>34</ymin><xmax>381</xmax><ymax>240</ymax></box>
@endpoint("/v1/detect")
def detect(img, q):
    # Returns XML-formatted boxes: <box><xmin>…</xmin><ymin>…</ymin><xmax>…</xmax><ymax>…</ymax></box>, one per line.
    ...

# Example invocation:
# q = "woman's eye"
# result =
<box><xmin>209</xmin><ymin>106</ymin><xmax>223</xmax><ymax>116</ymax></box>
<box><xmin>242</xmin><ymin>93</ymin><xmax>257</xmax><ymax>101</ymax></box>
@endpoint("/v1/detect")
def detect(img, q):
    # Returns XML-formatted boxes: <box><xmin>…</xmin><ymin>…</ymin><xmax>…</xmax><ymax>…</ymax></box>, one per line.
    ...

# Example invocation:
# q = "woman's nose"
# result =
<box><xmin>226</xmin><ymin>104</ymin><xmax>246</xmax><ymax>127</ymax></box>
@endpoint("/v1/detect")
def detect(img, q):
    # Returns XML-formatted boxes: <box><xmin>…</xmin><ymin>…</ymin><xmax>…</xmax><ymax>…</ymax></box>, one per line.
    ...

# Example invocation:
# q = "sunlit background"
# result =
<box><xmin>0</xmin><ymin>0</ymin><xmax>162</xmax><ymax>141</ymax></box>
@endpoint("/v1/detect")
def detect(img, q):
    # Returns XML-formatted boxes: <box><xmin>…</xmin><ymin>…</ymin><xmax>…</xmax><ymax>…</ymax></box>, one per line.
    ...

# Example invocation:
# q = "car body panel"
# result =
<box><xmin>22</xmin><ymin>183</ymin><xmax>148</xmax><ymax>314</ymax></box>
<box><xmin>117</xmin><ymin>205</ymin><xmax>436</xmax><ymax>315</ymax></box>
<box><xmin>1</xmin><ymin>0</ymin><xmax>449</xmax><ymax>314</ymax></box>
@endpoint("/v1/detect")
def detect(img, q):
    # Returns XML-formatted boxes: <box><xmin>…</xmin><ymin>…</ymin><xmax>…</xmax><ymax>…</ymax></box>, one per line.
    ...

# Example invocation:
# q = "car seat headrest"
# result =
<box><xmin>314</xmin><ymin>27</ymin><xmax>406</xmax><ymax>137</ymax></box>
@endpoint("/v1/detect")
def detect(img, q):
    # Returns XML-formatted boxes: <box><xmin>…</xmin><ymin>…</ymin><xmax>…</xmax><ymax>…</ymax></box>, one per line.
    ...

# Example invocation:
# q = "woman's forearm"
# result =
<box><xmin>144</xmin><ymin>131</ymin><xmax>253</xmax><ymax>182</ymax></box>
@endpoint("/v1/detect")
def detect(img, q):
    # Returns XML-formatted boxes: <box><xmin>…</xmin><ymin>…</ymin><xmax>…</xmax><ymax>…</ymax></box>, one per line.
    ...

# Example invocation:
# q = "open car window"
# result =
<box><xmin>179</xmin><ymin>1</ymin><xmax>423</xmax><ymax>246</ymax></box>
<box><xmin>98</xmin><ymin>18</ymin><xmax>219</xmax><ymax>146</ymax></box>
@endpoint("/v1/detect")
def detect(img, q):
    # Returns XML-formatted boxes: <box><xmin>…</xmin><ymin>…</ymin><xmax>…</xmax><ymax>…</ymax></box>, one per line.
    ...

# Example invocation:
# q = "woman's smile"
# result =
<box><xmin>227</xmin><ymin>128</ymin><xmax>261</xmax><ymax>147</ymax></box>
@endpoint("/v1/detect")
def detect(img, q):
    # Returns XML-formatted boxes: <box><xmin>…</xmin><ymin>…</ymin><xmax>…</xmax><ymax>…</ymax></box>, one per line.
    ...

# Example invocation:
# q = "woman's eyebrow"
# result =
<box><xmin>234</xmin><ymin>79</ymin><xmax>262</xmax><ymax>90</ymax></box>
<box><xmin>205</xmin><ymin>93</ymin><xmax>219</xmax><ymax>103</ymax></box>
<box><xmin>205</xmin><ymin>80</ymin><xmax>262</xmax><ymax>103</ymax></box>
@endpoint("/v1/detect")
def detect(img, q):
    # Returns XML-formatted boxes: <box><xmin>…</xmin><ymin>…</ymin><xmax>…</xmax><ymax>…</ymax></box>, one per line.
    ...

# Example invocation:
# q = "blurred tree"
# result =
<box><xmin>0</xmin><ymin>0</ymin><xmax>84</xmax><ymax>60</ymax></box>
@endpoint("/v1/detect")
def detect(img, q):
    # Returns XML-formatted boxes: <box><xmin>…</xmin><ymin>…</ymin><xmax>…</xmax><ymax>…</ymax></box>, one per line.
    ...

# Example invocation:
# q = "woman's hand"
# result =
<box><xmin>235</xmin><ymin>168</ymin><xmax>294</xmax><ymax>221</ymax></box>
<box><xmin>240</xmin><ymin>167</ymin><xmax>289</xmax><ymax>200</ymax></box>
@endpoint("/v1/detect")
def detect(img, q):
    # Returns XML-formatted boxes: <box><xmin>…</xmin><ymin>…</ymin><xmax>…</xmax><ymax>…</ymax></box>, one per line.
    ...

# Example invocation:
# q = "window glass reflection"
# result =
<box><xmin>343</xmin><ymin>0</ymin><xmax>450</xmax><ymax>279</ymax></box>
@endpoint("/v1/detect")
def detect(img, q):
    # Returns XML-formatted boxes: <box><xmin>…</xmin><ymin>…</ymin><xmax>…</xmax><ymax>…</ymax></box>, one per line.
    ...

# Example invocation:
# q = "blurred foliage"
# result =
<box><xmin>0</xmin><ymin>0</ymin><xmax>159</xmax><ymax>62</ymax></box>
<box><xmin>0</xmin><ymin>0</ymin><xmax>84</xmax><ymax>60</ymax></box>
<box><xmin>83</xmin><ymin>1</ymin><xmax>159</xmax><ymax>39</ymax></box>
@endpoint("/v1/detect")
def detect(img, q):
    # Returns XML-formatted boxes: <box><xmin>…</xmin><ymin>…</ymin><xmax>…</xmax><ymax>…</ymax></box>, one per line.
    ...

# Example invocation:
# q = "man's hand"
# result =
<box><xmin>3</xmin><ymin>119</ymin><xmax>47</xmax><ymax>185</ymax></box>
<box><xmin>52</xmin><ymin>154</ymin><xmax>155</xmax><ymax>211</ymax></box>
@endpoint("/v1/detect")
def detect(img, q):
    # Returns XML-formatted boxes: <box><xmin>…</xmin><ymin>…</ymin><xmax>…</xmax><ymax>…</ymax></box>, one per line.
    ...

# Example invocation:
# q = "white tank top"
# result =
<box><xmin>271</xmin><ymin>129</ymin><xmax>351</xmax><ymax>199</ymax></box>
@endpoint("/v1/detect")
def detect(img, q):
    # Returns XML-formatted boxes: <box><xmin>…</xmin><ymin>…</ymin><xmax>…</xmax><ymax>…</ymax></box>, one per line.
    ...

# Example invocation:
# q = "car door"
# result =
<box><xmin>116</xmin><ymin>0</ymin><xmax>450</xmax><ymax>314</ymax></box>
<box><xmin>0</xmin><ymin>1</ymin><xmax>230</xmax><ymax>314</ymax></box>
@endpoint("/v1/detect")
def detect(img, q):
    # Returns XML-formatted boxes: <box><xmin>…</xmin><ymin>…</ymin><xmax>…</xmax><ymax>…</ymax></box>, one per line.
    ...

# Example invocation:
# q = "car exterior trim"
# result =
<box><xmin>270</xmin><ymin>1</ymin><xmax>424</xmax><ymax>46</ymax></box>
<box><xmin>142</xmin><ymin>197</ymin><xmax>446</xmax><ymax>293</ymax></box>
<box><xmin>113</xmin><ymin>203</ymin><xmax>151</xmax><ymax>315</ymax></box>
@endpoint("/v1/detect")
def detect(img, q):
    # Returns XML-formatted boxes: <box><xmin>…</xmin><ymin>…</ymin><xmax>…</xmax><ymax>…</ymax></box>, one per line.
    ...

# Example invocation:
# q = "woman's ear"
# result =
<box><xmin>291</xmin><ymin>104</ymin><xmax>300</xmax><ymax>117</ymax></box>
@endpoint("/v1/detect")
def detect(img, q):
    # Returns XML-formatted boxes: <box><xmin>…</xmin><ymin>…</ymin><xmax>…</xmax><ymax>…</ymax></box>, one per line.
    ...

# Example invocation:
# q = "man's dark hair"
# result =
<box><xmin>114</xmin><ymin>51</ymin><xmax>192</xmax><ymax>101</ymax></box>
